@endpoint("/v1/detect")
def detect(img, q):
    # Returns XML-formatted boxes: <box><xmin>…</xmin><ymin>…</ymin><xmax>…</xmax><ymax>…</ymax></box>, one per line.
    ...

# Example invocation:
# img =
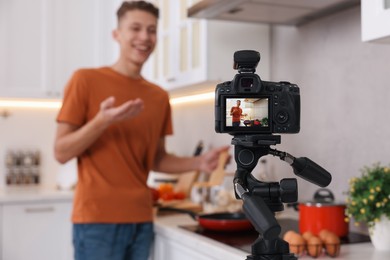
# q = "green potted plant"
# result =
<box><xmin>346</xmin><ymin>163</ymin><xmax>390</xmax><ymax>250</ymax></box>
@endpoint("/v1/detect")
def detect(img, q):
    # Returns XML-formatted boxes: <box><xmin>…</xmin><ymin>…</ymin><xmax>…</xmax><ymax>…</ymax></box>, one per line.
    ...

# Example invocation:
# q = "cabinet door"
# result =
<box><xmin>0</xmin><ymin>0</ymin><xmax>120</xmax><ymax>99</ymax></box>
<box><xmin>1</xmin><ymin>201</ymin><xmax>73</xmax><ymax>260</ymax></box>
<box><xmin>0</xmin><ymin>0</ymin><xmax>48</xmax><ymax>98</ymax></box>
<box><xmin>143</xmin><ymin>0</ymin><xmax>203</xmax><ymax>90</ymax></box>
<box><xmin>143</xmin><ymin>0</ymin><xmax>269</xmax><ymax>91</ymax></box>
<box><xmin>153</xmin><ymin>233</ymin><xmax>212</xmax><ymax>260</ymax></box>
<box><xmin>362</xmin><ymin>0</ymin><xmax>390</xmax><ymax>43</ymax></box>
<box><xmin>46</xmin><ymin>0</ymin><xmax>120</xmax><ymax>98</ymax></box>
<box><xmin>143</xmin><ymin>0</ymin><xmax>176</xmax><ymax>89</ymax></box>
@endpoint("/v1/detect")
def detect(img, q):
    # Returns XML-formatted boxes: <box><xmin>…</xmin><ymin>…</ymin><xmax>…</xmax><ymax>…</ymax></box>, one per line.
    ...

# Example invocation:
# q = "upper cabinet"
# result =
<box><xmin>0</xmin><ymin>0</ymin><xmax>270</xmax><ymax>98</ymax></box>
<box><xmin>0</xmin><ymin>0</ymin><xmax>121</xmax><ymax>99</ymax></box>
<box><xmin>142</xmin><ymin>0</ymin><xmax>270</xmax><ymax>93</ymax></box>
<box><xmin>361</xmin><ymin>0</ymin><xmax>390</xmax><ymax>43</ymax></box>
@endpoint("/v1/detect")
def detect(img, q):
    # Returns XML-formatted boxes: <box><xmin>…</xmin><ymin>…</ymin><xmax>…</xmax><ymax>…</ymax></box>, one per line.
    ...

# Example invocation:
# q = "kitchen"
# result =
<box><xmin>1</xmin><ymin>0</ymin><xmax>390</xmax><ymax>259</ymax></box>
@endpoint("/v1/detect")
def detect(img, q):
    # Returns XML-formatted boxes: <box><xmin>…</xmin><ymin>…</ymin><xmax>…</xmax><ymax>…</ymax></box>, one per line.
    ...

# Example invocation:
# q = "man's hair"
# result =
<box><xmin>117</xmin><ymin>1</ymin><xmax>159</xmax><ymax>22</ymax></box>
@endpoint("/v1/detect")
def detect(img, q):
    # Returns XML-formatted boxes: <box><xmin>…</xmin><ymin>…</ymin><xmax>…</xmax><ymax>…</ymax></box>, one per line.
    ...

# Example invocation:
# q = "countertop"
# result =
<box><xmin>154</xmin><ymin>213</ymin><xmax>246</xmax><ymax>260</ymax></box>
<box><xmin>0</xmin><ymin>187</ymin><xmax>74</xmax><ymax>204</ymax></box>
<box><xmin>154</xmin><ymin>213</ymin><xmax>390</xmax><ymax>260</ymax></box>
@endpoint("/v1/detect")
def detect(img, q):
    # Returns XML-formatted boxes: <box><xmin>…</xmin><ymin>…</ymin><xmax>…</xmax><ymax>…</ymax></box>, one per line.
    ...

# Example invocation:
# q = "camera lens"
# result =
<box><xmin>276</xmin><ymin>110</ymin><xmax>289</xmax><ymax>124</ymax></box>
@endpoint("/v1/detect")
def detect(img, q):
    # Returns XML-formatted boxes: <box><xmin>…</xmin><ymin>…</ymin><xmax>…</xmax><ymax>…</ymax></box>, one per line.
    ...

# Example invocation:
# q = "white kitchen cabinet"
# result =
<box><xmin>361</xmin><ymin>0</ymin><xmax>390</xmax><ymax>43</ymax></box>
<box><xmin>143</xmin><ymin>0</ymin><xmax>270</xmax><ymax>92</ymax></box>
<box><xmin>1</xmin><ymin>201</ymin><xmax>73</xmax><ymax>260</ymax></box>
<box><xmin>153</xmin><ymin>233</ymin><xmax>219</xmax><ymax>260</ymax></box>
<box><xmin>0</xmin><ymin>0</ymin><xmax>48</xmax><ymax>98</ymax></box>
<box><xmin>0</xmin><ymin>0</ymin><xmax>120</xmax><ymax>99</ymax></box>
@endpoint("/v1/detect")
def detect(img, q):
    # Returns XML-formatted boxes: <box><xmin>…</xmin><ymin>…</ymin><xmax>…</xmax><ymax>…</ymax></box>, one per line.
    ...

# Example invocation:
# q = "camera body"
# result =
<box><xmin>215</xmin><ymin>50</ymin><xmax>300</xmax><ymax>135</ymax></box>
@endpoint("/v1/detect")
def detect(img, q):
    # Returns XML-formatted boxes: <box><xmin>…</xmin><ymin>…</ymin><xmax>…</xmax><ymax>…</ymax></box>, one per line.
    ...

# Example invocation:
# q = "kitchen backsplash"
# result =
<box><xmin>0</xmin><ymin>108</ymin><xmax>59</xmax><ymax>190</ymax></box>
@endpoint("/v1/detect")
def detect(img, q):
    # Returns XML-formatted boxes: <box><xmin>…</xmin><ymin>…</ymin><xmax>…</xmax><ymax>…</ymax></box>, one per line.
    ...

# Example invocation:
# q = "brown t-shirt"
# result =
<box><xmin>57</xmin><ymin>67</ymin><xmax>173</xmax><ymax>223</ymax></box>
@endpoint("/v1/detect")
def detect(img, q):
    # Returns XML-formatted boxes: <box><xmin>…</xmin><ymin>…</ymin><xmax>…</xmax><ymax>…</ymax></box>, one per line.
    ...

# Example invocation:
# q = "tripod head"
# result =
<box><xmin>231</xmin><ymin>134</ymin><xmax>332</xmax><ymax>260</ymax></box>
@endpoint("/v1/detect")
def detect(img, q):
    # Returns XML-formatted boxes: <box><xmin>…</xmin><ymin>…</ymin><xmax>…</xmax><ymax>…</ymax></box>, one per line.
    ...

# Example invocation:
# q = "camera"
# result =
<box><xmin>215</xmin><ymin>50</ymin><xmax>300</xmax><ymax>135</ymax></box>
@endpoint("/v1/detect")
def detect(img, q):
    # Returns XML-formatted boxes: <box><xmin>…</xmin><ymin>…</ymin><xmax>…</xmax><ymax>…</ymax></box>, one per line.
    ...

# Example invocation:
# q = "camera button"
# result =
<box><xmin>274</xmin><ymin>94</ymin><xmax>279</xmax><ymax>99</ymax></box>
<box><xmin>274</xmin><ymin>102</ymin><xmax>279</xmax><ymax>106</ymax></box>
<box><xmin>226</xmin><ymin>88</ymin><xmax>231</xmax><ymax>92</ymax></box>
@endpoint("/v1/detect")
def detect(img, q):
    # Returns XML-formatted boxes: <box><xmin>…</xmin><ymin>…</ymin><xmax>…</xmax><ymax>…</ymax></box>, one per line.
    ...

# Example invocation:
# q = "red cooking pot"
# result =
<box><xmin>159</xmin><ymin>207</ymin><xmax>253</xmax><ymax>232</ymax></box>
<box><xmin>294</xmin><ymin>189</ymin><xmax>349</xmax><ymax>237</ymax></box>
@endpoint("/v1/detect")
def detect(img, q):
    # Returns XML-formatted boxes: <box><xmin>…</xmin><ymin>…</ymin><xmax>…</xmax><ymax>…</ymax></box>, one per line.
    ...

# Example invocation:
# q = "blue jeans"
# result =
<box><xmin>73</xmin><ymin>223</ymin><xmax>154</xmax><ymax>260</ymax></box>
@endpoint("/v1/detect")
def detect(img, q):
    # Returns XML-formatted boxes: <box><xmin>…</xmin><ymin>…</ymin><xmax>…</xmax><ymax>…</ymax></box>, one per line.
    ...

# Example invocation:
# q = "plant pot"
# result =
<box><xmin>369</xmin><ymin>215</ymin><xmax>390</xmax><ymax>251</ymax></box>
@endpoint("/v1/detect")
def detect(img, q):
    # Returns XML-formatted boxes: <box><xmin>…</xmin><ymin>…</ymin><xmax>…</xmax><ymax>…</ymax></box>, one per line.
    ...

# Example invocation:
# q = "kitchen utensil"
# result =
<box><xmin>174</xmin><ymin>141</ymin><xmax>204</xmax><ymax>195</ymax></box>
<box><xmin>291</xmin><ymin>188</ymin><xmax>348</xmax><ymax>237</ymax></box>
<box><xmin>159</xmin><ymin>207</ymin><xmax>253</xmax><ymax>232</ymax></box>
<box><xmin>156</xmin><ymin>200</ymin><xmax>203</xmax><ymax>213</ymax></box>
<box><xmin>193</xmin><ymin>150</ymin><xmax>229</xmax><ymax>188</ymax></box>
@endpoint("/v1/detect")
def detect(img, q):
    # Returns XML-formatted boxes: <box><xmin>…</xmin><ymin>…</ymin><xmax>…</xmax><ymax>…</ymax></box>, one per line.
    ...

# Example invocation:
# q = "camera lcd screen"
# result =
<box><xmin>225</xmin><ymin>97</ymin><xmax>270</xmax><ymax>130</ymax></box>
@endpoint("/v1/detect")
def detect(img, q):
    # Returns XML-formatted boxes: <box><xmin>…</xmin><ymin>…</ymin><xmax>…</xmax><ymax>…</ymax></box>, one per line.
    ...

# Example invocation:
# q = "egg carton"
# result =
<box><xmin>289</xmin><ymin>243</ymin><xmax>340</xmax><ymax>258</ymax></box>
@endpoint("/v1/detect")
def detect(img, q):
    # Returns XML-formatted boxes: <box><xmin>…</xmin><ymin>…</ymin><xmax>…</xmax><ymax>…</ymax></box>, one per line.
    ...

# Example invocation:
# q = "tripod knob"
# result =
<box><xmin>280</xmin><ymin>178</ymin><xmax>298</xmax><ymax>203</ymax></box>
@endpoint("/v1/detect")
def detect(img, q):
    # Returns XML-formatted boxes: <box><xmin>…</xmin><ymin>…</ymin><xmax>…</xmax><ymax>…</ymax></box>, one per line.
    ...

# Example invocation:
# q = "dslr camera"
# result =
<box><xmin>215</xmin><ymin>50</ymin><xmax>300</xmax><ymax>135</ymax></box>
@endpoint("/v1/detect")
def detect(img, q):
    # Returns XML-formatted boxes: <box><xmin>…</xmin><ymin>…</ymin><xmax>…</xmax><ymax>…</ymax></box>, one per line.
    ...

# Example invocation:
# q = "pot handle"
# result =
<box><xmin>313</xmin><ymin>188</ymin><xmax>335</xmax><ymax>203</ymax></box>
<box><xmin>286</xmin><ymin>202</ymin><xmax>299</xmax><ymax>211</ymax></box>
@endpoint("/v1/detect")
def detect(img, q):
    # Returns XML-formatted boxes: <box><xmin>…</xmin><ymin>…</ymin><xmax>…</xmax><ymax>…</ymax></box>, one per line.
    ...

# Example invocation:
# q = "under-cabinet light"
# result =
<box><xmin>0</xmin><ymin>91</ymin><xmax>216</xmax><ymax>109</ymax></box>
<box><xmin>0</xmin><ymin>99</ymin><xmax>62</xmax><ymax>109</ymax></box>
<box><xmin>170</xmin><ymin>92</ymin><xmax>215</xmax><ymax>105</ymax></box>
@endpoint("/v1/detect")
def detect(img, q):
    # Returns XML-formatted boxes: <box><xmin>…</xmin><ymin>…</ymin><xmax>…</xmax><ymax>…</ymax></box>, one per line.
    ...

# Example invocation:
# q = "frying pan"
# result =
<box><xmin>159</xmin><ymin>207</ymin><xmax>253</xmax><ymax>232</ymax></box>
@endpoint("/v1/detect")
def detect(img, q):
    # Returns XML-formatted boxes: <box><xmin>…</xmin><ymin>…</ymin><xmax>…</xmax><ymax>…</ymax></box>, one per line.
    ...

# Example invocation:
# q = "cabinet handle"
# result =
<box><xmin>167</xmin><ymin>77</ymin><xmax>176</xmax><ymax>82</ymax></box>
<box><xmin>25</xmin><ymin>206</ymin><xmax>55</xmax><ymax>213</ymax></box>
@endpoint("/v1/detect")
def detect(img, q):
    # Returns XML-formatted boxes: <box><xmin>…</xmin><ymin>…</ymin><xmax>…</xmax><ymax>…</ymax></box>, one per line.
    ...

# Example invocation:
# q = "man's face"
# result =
<box><xmin>237</xmin><ymin>100</ymin><xmax>241</xmax><ymax>107</ymax></box>
<box><xmin>113</xmin><ymin>10</ymin><xmax>157</xmax><ymax>66</ymax></box>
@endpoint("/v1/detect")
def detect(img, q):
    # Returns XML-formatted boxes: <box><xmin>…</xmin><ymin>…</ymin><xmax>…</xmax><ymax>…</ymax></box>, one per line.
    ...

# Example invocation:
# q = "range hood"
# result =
<box><xmin>188</xmin><ymin>0</ymin><xmax>360</xmax><ymax>26</ymax></box>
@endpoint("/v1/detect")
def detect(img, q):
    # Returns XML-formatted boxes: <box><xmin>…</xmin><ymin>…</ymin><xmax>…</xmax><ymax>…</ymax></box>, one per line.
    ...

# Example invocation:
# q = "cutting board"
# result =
<box><xmin>192</xmin><ymin>150</ymin><xmax>229</xmax><ymax>188</ymax></box>
<box><xmin>174</xmin><ymin>170</ymin><xmax>199</xmax><ymax>196</ymax></box>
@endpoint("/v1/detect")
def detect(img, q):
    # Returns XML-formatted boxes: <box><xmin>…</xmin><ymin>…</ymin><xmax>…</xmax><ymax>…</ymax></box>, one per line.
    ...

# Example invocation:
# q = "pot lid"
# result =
<box><xmin>303</xmin><ymin>201</ymin><xmax>346</xmax><ymax>207</ymax></box>
<box><xmin>304</xmin><ymin>188</ymin><xmax>346</xmax><ymax>206</ymax></box>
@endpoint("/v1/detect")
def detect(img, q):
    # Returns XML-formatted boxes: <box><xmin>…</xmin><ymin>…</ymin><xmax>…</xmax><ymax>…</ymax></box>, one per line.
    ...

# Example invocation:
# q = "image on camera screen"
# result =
<box><xmin>226</xmin><ymin>98</ymin><xmax>269</xmax><ymax>128</ymax></box>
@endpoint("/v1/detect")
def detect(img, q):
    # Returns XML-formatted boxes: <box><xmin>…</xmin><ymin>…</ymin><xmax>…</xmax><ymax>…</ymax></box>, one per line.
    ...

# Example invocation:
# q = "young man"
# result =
<box><xmin>230</xmin><ymin>99</ymin><xmax>245</xmax><ymax>127</ymax></box>
<box><xmin>54</xmin><ymin>1</ymin><xmax>228</xmax><ymax>260</ymax></box>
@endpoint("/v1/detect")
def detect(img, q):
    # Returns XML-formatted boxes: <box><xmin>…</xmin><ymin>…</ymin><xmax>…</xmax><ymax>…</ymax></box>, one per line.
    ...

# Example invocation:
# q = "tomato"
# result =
<box><xmin>160</xmin><ymin>191</ymin><xmax>175</xmax><ymax>201</ymax></box>
<box><xmin>149</xmin><ymin>187</ymin><xmax>159</xmax><ymax>202</ymax></box>
<box><xmin>158</xmin><ymin>183</ymin><xmax>174</xmax><ymax>194</ymax></box>
<box><xmin>174</xmin><ymin>191</ymin><xmax>186</xmax><ymax>200</ymax></box>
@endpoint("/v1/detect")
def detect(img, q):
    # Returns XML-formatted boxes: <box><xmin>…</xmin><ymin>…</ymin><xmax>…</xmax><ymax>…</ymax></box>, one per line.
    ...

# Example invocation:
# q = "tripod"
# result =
<box><xmin>231</xmin><ymin>135</ymin><xmax>331</xmax><ymax>260</ymax></box>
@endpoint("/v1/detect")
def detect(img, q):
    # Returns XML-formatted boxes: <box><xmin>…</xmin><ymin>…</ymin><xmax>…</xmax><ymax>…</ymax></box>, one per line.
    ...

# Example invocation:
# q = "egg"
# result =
<box><xmin>302</xmin><ymin>231</ymin><xmax>314</xmax><ymax>241</ymax></box>
<box><xmin>318</xmin><ymin>229</ymin><xmax>332</xmax><ymax>241</ymax></box>
<box><xmin>288</xmin><ymin>233</ymin><xmax>306</xmax><ymax>256</ymax></box>
<box><xmin>306</xmin><ymin>236</ymin><xmax>323</xmax><ymax>257</ymax></box>
<box><xmin>283</xmin><ymin>230</ymin><xmax>298</xmax><ymax>243</ymax></box>
<box><xmin>318</xmin><ymin>230</ymin><xmax>341</xmax><ymax>257</ymax></box>
<box><xmin>323</xmin><ymin>233</ymin><xmax>341</xmax><ymax>257</ymax></box>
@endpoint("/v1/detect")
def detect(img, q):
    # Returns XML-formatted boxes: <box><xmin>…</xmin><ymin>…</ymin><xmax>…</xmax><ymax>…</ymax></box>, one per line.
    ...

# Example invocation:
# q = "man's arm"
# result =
<box><xmin>152</xmin><ymin>138</ymin><xmax>230</xmax><ymax>174</ymax></box>
<box><xmin>54</xmin><ymin>96</ymin><xmax>144</xmax><ymax>164</ymax></box>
